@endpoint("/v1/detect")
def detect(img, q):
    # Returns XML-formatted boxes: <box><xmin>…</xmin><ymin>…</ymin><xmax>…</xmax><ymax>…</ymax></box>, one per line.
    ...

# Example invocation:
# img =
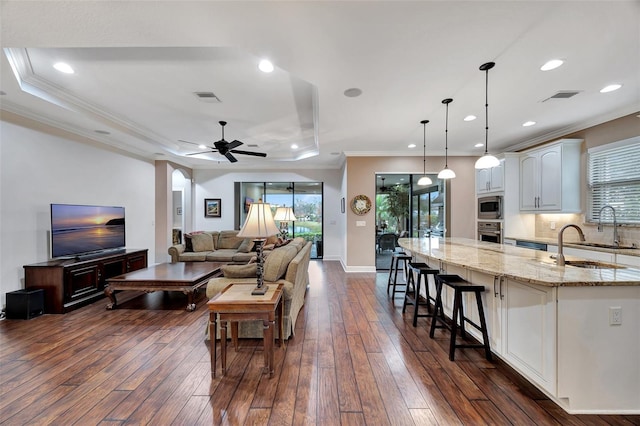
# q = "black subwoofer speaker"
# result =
<box><xmin>6</xmin><ymin>289</ymin><xmax>44</xmax><ymax>319</ymax></box>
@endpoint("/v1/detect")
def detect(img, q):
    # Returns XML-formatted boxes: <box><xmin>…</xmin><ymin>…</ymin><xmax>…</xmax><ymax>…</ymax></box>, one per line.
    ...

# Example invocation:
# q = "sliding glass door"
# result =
<box><xmin>239</xmin><ymin>181</ymin><xmax>323</xmax><ymax>259</ymax></box>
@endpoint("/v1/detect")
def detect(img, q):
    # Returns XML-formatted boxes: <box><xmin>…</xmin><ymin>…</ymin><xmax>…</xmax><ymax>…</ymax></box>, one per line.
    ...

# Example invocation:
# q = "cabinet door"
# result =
<box><xmin>502</xmin><ymin>279</ymin><xmax>556</xmax><ymax>394</ymax></box>
<box><xmin>469</xmin><ymin>271</ymin><xmax>502</xmax><ymax>354</ymax></box>
<box><xmin>127</xmin><ymin>252</ymin><xmax>148</xmax><ymax>272</ymax></box>
<box><xmin>538</xmin><ymin>146</ymin><xmax>562</xmax><ymax>210</ymax></box>
<box><xmin>476</xmin><ymin>168</ymin><xmax>491</xmax><ymax>194</ymax></box>
<box><xmin>65</xmin><ymin>265</ymin><xmax>101</xmax><ymax>302</ymax></box>
<box><xmin>519</xmin><ymin>154</ymin><xmax>538</xmax><ymax>210</ymax></box>
<box><xmin>489</xmin><ymin>161</ymin><xmax>504</xmax><ymax>192</ymax></box>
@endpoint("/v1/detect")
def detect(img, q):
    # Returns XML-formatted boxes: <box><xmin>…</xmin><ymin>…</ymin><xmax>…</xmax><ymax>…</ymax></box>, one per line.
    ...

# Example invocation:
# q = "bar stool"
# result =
<box><xmin>402</xmin><ymin>262</ymin><xmax>439</xmax><ymax>327</ymax></box>
<box><xmin>429</xmin><ymin>274</ymin><xmax>492</xmax><ymax>361</ymax></box>
<box><xmin>387</xmin><ymin>252</ymin><xmax>411</xmax><ymax>299</ymax></box>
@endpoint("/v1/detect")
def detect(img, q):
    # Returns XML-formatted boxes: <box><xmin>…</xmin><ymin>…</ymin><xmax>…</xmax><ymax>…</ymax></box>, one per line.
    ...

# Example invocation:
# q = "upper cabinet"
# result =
<box><xmin>519</xmin><ymin>139</ymin><xmax>582</xmax><ymax>212</ymax></box>
<box><xmin>476</xmin><ymin>159</ymin><xmax>504</xmax><ymax>194</ymax></box>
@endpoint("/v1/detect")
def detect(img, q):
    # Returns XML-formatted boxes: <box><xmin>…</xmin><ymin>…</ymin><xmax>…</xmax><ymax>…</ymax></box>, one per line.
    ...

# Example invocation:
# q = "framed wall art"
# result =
<box><xmin>204</xmin><ymin>198</ymin><xmax>221</xmax><ymax>218</ymax></box>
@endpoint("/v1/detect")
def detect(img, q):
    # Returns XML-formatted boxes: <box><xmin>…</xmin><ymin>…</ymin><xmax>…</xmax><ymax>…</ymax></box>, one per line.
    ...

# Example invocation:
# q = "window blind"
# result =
<box><xmin>587</xmin><ymin>137</ymin><xmax>640</xmax><ymax>224</ymax></box>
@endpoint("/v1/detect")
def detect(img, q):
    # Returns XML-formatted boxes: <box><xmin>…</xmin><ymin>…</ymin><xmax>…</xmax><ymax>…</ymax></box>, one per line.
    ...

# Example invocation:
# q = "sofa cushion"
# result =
<box><xmin>178</xmin><ymin>251</ymin><xmax>208</xmax><ymax>262</ymax></box>
<box><xmin>191</xmin><ymin>232</ymin><xmax>215</xmax><ymax>252</ymax></box>
<box><xmin>237</xmin><ymin>238</ymin><xmax>255</xmax><ymax>253</ymax></box>
<box><xmin>221</xmin><ymin>263</ymin><xmax>257</xmax><ymax>278</ymax></box>
<box><xmin>205</xmin><ymin>249</ymin><xmax>237</xmax><ymax>263</ymax></box>
<box><xmin>217</xmin><ymin>230</ymin><xmax>244</xmax><ymax>249</ymax></box>
<box><xmin>263</xmin><ymin>245</ymin><xmax>298</xmax><ymax>282</ymax></box>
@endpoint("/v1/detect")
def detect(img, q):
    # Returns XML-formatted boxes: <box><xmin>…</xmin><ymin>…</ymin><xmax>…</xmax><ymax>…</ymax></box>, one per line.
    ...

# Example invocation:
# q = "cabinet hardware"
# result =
<box><xmin>493</xmin><ymin>276</ymin><xmax>499</xmax><ymax>297</ymax></box>
<box><xmin>499</xmin><ymin>276</ymin><xmax>504</xmax><ymax>299</ymax></box>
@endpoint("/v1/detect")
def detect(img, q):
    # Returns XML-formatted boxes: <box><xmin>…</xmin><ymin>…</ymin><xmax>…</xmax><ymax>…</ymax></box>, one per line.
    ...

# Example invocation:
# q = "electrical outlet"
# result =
<box><xmin>609</xmin><ymin>307</ymin><xmax>622</xmax><ymax>325</ymax></box>
<box><xmin>550</xmin><ymin>221</ymin><xmax>556</xmax><ymax>230</ymax></box>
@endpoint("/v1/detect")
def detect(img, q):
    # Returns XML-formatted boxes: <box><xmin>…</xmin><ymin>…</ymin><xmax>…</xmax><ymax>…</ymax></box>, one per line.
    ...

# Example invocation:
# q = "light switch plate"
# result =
<box><xmin>356</xmin><ymin>221</ymin><xmax>366</xmax><ymax>227</ymax></box>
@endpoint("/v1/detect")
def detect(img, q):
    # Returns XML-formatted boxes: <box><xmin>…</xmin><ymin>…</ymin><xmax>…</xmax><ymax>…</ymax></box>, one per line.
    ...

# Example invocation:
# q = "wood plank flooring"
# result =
<box><xmin>1</xmin><ymin>260</ymin><xmax>639</xmax><ymax>425</ymax></box>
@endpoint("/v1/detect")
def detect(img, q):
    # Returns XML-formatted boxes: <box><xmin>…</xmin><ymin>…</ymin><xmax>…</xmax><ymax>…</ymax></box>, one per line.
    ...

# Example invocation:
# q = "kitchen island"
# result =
<box><xmin>398</xmin><ymin>237</ymin><xmax>640</xmax><ymax>414</ymax></box>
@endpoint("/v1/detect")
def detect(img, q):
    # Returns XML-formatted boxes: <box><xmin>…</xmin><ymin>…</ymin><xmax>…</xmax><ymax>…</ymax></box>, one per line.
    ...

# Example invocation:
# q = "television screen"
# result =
<box><xmin>50</xmin><ymin>204</ymin><xmax>125</xmax><ymax>258</ymax></box>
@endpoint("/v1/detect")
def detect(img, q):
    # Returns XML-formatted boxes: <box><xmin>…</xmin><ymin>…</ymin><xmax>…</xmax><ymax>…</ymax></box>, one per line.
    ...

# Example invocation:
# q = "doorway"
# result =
<box><xmin>375</xmin><ymin>173</ymin><xmax>446</xmax><ymax>270</ymax></box>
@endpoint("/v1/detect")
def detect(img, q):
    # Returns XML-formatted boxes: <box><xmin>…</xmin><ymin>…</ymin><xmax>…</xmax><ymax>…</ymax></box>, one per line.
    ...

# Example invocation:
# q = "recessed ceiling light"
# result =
<box><xmin>53</xmin><ymin>62</ymin><xmax>74</xmax><ymax>74</ymax></box>
<box><xmin>408</xmin><ymin>144</ymin><xmax>416</xmax><ymax>148</ymax></box>
<box><xmin>198</xmin><ymin>144</ymin><xmax>207</xmax><ymax>149</ymax></box>
<box><xmin>291</xmin><ymin>144</ymin><xmax>298</xmax><ymax>149</ymax></box>
<box><xmin>258</xmin><ymin>59</ymin><xmax>274</xmax><ymax>73</ymax></box>
<box><xmin>540</xmin><ymin>59</ymin><xmax>564</xmax><ymax>71</ymax></box>
<box><xmin>464</xmin><ymin>115</ymin><xmax>476</xmax><ymax>121</ymax></box>
<box><xmin>600</xmin><ymin>84</ymin><xmax>622</xmax><ymax>93</ymax></box>
<box><xmin>522</xmin><ymin>121</ymin><xmax>536</xmax><ymax>127</ymax></box>
<box><xmin>474</xmin><ymin>143</ymin><xmax>484</xmax><ymax>148</ymax></box>
<box><xmin>343</xmin><ymin>88</ymin><xmax>362</xmax><ymax>98</ymax></box>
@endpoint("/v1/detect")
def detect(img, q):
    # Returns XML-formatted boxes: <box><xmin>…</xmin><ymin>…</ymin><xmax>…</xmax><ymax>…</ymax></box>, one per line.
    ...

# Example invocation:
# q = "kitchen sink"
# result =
<box><xmin>563</xmin><ymin>260</ymin><xmax>626</xmax><ymax>269</ymax></box>
<box><xmin>573</xmin><ymin>242</ymin><xmax>637</xmax><ymax>250</ymax></box>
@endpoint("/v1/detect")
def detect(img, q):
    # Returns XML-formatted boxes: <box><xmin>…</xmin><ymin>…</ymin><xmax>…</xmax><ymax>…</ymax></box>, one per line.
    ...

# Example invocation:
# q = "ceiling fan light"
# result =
<box><xmin>417</xmin><ymin>176</ymin><xmax>432</xmax><ymax>185</ymax></box>
<box><xmin>438</xmin><ymin>168</ymin><xmax>456</xmax><ymax>179</ymax></box>
<box><xmin>475</xmin><ymin>153</ymin><xmax>500</xmax><ymax>169</ymax></box>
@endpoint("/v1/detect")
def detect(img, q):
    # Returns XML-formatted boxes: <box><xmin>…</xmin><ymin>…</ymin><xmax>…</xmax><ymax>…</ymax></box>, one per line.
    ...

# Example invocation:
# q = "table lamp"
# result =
<box><xmin>273</xmin><ymin>206</ymin><xmax>297</xmax><ymax>239</ymax></box>
<box><xmin>237</xmin><ymin>201</ymin><xmax>280</xmax><ymax>295</ymax></box>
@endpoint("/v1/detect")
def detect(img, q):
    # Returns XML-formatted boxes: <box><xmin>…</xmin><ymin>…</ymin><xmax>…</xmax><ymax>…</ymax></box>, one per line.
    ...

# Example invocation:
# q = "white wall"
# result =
<box><xmin>193</xmin><ymin>168</ymin><xmax>343</xmax><ymax>260</ymax></box>
<box><xmin>0</xmin><ymin>119</ymin><xmax>156</xmax><ymax>308</ymax></box>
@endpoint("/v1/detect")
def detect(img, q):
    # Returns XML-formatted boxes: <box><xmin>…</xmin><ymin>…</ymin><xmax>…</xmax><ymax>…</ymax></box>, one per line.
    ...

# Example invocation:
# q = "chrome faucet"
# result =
<box><xmin>598</xmin><ymin>205</ymin><xmax>619</xmax><ymax>248</ymax></box>
<box><xmin>557</xmin><ymin>224</ymin><xmax>586</xmax><ymax>266</ymax></box>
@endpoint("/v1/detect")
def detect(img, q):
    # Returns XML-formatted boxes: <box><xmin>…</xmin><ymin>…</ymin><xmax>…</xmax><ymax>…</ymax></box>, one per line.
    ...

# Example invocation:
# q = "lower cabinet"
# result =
<box><xmin>502</xmin><ymin>278</ymin><xmax>557</xmax><ymax>395</ymax></box>
<box><xmin>24</xmin><ymin>249</ymin><xmax>148</xmax><ymax>314</ymax></box>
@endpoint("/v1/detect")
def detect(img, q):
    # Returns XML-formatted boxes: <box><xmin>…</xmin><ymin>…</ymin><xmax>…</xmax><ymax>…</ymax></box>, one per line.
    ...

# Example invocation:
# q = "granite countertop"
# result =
<box><xmin>505</xmin><ymin>235</ymin><xmax>640</xmax><ymax>256</ymax></box>
<box><xmin>398</xmin><ymin>237</ymin><xmax>640</xmax><ymax>287</ymax></box>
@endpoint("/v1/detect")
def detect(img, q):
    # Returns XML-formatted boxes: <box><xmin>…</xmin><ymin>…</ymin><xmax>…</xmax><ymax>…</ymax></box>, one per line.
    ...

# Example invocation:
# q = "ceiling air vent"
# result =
<box><xmin>193</xmin><ymin>92</ymin><xmax>221</xmax><ymax>103</ymax></box>
<box><xmin>542</xmin><ymin>90</ymin><xmax>581</xmax><ymax>102</ymax></box>
<box><xmin>247</xmin><ymin>144</ymin><xmax>259</xmax><ymax>148</ymax></box>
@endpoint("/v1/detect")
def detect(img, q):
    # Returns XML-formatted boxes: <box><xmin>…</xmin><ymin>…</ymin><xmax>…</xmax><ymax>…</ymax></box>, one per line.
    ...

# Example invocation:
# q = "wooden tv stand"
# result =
<box><xmin>24</xmin><ymin>249</ymin><xmax>148</xmax><ymax>314</ymax></box>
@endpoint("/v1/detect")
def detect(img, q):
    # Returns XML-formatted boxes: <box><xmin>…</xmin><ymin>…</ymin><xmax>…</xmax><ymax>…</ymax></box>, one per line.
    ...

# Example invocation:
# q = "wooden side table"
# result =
<box><xmin>207</xmin><ymin>283</ymin><xmax>284</xmax><ymax>378</ymax></box>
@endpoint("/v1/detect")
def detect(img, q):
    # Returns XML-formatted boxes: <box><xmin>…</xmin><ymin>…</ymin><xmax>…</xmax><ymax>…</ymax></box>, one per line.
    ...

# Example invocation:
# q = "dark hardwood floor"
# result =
<box><xmin>1</xmin><ymin>260</ymin><xmax>639</xmax><ymax>425</ymax></box>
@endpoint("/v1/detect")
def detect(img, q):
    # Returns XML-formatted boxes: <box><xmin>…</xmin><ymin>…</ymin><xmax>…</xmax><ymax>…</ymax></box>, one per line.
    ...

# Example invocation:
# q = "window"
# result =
<box><xmin>587</xmin><ymin>136</ymin><xmax>640</xmax><ymax>224</ymax></box>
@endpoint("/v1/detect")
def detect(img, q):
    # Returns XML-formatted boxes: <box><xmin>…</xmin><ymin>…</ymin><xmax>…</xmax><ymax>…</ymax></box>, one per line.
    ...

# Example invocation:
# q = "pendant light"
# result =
<box><xmin>475</xmin><ymin>61</ymin><xmax>501</xmax><ymax>169</ymax></box>
<box><xmin>438</xmin><ymin>98</ymin><xmax>456</xmax><ymax>179</ymax></box>
<box><xmin>417</xmin><ymin>120</ymin><xmax>432</xmax><ymax>185</ymax></box>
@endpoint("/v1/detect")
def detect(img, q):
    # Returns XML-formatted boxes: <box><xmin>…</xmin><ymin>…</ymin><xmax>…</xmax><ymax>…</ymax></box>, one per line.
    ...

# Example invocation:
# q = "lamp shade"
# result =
<box><xmin>417</xmin><ymin>176</ymin><xmax>433</xmax><ymax>185</ymax></box>
<box><xmin>474</xmin><ymin>153</ymin><xmax>500</xmax><ymax>169</ymax></box>
<box><xmin>437</xmin><ymin>168</ymin><xmax>457</xmax><ymax>179</ymax></box>
<box><xmin>273</xmin><ymin>206</ymin><xmax>297</xmax><ymax>222</ymax></box>
<box><xmin>237</xmin><ymin>201</ymin><xmax>280</xmax><ymax>238</ymax></box>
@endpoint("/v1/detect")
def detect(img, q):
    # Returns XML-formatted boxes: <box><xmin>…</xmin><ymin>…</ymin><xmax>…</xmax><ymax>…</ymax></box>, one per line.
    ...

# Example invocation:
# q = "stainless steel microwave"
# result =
<box><xmin>478</xmin><ymin>195</ymin><xmax>502</xmax><ymax>219</ymax></box>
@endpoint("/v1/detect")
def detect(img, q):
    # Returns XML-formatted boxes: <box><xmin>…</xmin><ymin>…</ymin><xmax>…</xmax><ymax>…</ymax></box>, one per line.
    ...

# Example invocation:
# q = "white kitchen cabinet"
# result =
<box><xmin>503</xmin><ymin>238</ymin><xmax>516</xmax><ymax>246</ymax></box>
<box><xmin>476</xmin><ymin>159</ymin><xmax>504</xmax><ymax>194</ymax></box>
<box><xmin>502</xmin><ymin>278</ymin><xmax>557</xmax><ymax>395</ymax></box>
<box><xmin>468</xmin><ymin>271</ymin><xmax>503</xmax><ymax>354</ymax></box>
<box><xmin>519</xmin><ymin>139</ymin><xmax>582</xmax><ymax>212</ymax></box>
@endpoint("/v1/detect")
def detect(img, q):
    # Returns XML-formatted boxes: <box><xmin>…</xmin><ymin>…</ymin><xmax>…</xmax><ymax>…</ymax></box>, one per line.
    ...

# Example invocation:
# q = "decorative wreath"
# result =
<box><xmin>350</xmin><ymin>195</ymin><xmax>371</xmax><ymax>215</ymax></box>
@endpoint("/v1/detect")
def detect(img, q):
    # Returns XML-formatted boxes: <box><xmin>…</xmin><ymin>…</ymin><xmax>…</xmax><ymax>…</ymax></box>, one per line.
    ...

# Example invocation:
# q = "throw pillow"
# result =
<box><xmin>263</xmin><ymin>245</ymin><xmax>298</xmax><ymax>282</ymax></box>
<box><xmin>191</xmin><ymin>232</ymin><xmax>214</xmax><ymax>252</ymax></box>
<box><xmin>184</xmin><ymin>230</ymin><xmax>205</xmax><ymax>252</ymax></box>
<box><xmin>237</xmin><ymin>238</ymin><xmax>255</xmax><ymax>253</ymax></box>
<box><xmin>221</xmin><ymin>263</ymin><xmax>258</xmax><ymax>278</ymax></box>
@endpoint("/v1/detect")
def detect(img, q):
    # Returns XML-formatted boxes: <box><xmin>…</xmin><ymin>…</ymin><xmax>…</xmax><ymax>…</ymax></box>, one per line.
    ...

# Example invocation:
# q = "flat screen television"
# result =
<box><xmin>50</xmin><ymin>204</ymin><xmax>126</xmax><ymax>259</ymax></box>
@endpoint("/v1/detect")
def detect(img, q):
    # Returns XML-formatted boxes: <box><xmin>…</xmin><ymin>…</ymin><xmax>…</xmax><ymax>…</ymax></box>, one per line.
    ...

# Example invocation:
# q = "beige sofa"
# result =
<box><xmin>206</xmin><ymin>237</ymin><xmax>312</xmax><ymax>341</ymax></box>
<box><xmin>168</xmin><ymin>230</ymin><xmax>279</xmax><ymax>263</ymax></box>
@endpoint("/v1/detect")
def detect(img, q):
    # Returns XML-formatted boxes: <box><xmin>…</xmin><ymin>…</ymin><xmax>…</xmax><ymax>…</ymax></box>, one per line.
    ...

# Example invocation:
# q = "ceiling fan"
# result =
<box><xmin>379</xmin><ymin>177</ymin><xmax>390</xmax><ymax>192</ymax></box>
<box><xmin>180</xmin><ymin>121</ymin><xmax>267</xmax><ymax>163</ymax></box>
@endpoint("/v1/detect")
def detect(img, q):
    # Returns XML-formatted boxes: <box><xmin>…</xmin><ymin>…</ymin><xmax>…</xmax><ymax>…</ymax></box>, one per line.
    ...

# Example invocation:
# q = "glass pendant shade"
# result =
<box><xmin>475</xmin><ymin>61</ymin><xmax>499</xmax><ymax>170</ymax></box>
<box><xmin>438</xmin><ymin>98</ymin><xmax>456</xmax><ymax>179</ymax></box>
<box><xmin>475</xmin><ymin>153</ymin><xmax>500</xmax><ymax>169</ymax></box>
<box><xmin>437</xmin><ymin>168</ymin><xmax>456</xmax><ymax>179</ymax></box>
<box><xmin>417</xmin><ymin>175</ymin><xmax>433</xmax><ymax>185</ymax></box>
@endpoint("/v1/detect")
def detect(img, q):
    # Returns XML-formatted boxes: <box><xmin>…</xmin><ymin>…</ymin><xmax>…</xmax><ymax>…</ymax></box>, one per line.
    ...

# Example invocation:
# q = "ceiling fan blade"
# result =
<box><xmin>186</xmin><ymin>150</ymin><xmax>217</xmax><ymax>156</ymax></box>
<box><xmin>226</xmin><ymin>140</ymin><xmax>243</xmax><ymax>150</ymax></box>
<box><xmin>224</xmin><ymin>152</ymin><xmax>238</xmax><ymax>163</ymax></box>
<box><xmin>231</xmin><ymin>150</ymin><xmax>267</xmax><ymax>157</ymax></box>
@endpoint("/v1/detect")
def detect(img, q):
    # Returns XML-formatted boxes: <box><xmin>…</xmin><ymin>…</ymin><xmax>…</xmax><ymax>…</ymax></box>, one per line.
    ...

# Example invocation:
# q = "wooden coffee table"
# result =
<box><xmin>208</xmin><ymin>283</ymin><xmax>284</xmax><ymax>378</ymax></box>
<box><xmin>105</xmin><ymin>262</ymin><xmax>224</xmax><ymax>311</ymax></box>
